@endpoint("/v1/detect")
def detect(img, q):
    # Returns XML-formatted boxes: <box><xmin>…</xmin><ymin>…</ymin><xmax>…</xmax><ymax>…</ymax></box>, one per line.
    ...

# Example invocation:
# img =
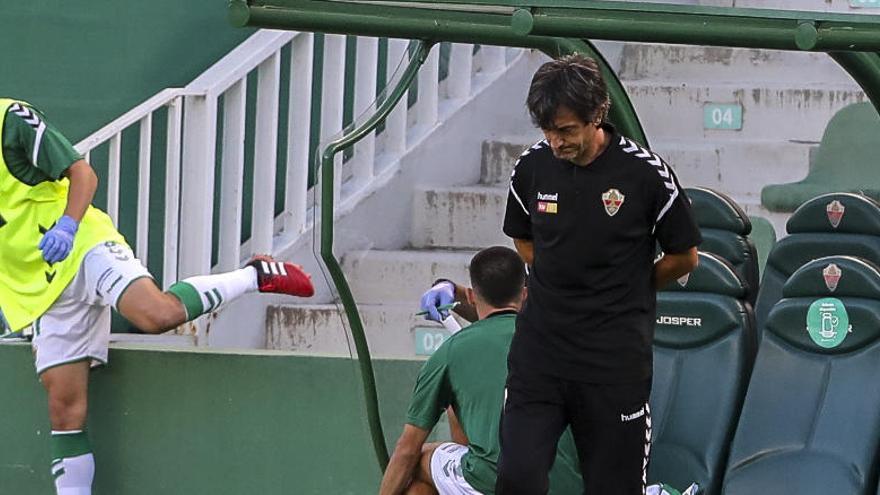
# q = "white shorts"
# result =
<box><xmin>430</xmin><ymin>443</ymin><xmax>483</xmax><ymax>495</ymax></box>
<box><xmin>32</xmin><ymin>241</ymin><xmax>152</xmax><ymax>374</ymax></box>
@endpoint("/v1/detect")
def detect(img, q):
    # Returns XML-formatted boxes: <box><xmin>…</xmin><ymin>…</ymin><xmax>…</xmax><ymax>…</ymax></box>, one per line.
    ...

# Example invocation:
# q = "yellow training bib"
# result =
<box><xmin>0</xmin><ymin>98</ymin><xmax>126</xmax><ymax>331</ymax></box>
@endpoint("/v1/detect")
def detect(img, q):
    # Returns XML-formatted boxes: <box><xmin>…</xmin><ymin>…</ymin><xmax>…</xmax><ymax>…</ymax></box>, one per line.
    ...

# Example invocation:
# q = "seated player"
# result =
<box><xmin>379</xmin><ymin>246</ymin><xmax>581</xmax><ymax>495</ymax></box>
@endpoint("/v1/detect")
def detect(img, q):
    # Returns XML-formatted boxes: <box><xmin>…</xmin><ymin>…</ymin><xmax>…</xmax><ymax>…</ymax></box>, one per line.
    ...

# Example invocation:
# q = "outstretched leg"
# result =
<box><xmin>115</xmin><ymin>255</ymin><xmax>314</xmax><ymax>333</ymax></box>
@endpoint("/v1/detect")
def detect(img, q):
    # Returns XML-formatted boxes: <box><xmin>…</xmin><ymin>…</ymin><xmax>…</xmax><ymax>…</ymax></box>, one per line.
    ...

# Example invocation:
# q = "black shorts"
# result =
<box><xmin>495</xmin><ymin>363</ymin><xmax>652</xmax><ymax>494</ymax></box>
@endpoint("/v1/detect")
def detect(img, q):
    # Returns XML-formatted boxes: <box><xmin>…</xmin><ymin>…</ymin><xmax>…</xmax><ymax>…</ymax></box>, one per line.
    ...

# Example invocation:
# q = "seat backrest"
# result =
<box><xmin>723</xmin><ymin>256</ymin><xmax>880</xmax><ymax>495</ymax></box>
<box><xmin>686</xmin><ymin>187</ymin><xmax>760</xmax><ymax>304</ymax></box>
<box><xmin>649</xmin><ymin>252</ymin><xmax>755</xmax><ymax>495</ymax></box>
<box><xmin>754</xmin><ymin>192</ymin><xmax>880</xmax><ymax>334</ymax></box>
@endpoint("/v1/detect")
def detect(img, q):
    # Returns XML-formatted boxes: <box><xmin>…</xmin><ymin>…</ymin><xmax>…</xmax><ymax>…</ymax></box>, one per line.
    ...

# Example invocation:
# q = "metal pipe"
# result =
<box><xmin>229</xmin><ymin>1</ymin><xmax>649</xmax><ymax>141</ymax></box>
<box><xmin>515</xmin><ymin>8</ymin><xmax>880</xmax><ymax>52</ymax></box>
<box><xmin>830</xmin><ymin>51</ymin><xmax>880</xmax><ymax>115</ymax></box>
<box><xmin>319</xmin><ymin>39</ymin><xmax>432</xmax><ymax>471</ymax></box>
<box><xmin>230</xmin><ymin>0</ymin><xmax>531</xmax><ymax>45</ymax></box>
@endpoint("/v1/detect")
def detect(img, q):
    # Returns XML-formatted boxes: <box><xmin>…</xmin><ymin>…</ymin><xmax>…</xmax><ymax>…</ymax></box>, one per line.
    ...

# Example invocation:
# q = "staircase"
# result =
<box><xmin>265</xmin><ymin>32</ymin><xmax>872</xmax><ymax>357</ymax></box>
<box><xmin>265</xmin><ymin>125</ymin><xmax>527</xmax><ymax>358</ymax></box>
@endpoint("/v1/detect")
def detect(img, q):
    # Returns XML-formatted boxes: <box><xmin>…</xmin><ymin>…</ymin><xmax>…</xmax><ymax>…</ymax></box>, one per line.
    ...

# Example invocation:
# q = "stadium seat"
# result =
<box><xmin>649</xmin><ymin>252</ymin><xmax>756</xmax><ymax>495</ymax></box>
<box><xmin>762</xmin><ymin>102</ymin><xmax>880</xmax><ymax>212</ymax></box>
<box><xmin>754</xmin><ymin>192</ymin><xmax>880</xmax><ymax>334</ymax></box>
<box><xmin>722</xmin><ymin>256</ymin><xmax>880</xmax><ymax>495</ymax></box>
<box><xmin>686</xmin><ymin>187</ymin><xmax>760</xmax><ymax>304</ymax></box>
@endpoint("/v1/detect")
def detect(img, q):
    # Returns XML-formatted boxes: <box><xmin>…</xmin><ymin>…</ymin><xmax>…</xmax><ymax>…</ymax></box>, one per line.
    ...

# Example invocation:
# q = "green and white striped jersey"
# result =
<box><xmin>1</xmin><ymin>102</ymin><xmax>82</xmax><ymax>185</ymax></box>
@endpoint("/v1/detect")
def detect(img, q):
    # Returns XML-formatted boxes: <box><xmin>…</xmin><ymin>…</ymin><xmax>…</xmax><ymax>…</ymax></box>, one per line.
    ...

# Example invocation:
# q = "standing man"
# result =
<box><xmin>381</xmin><ymin>246</ymin><xmax>582</xmax><ymax>495</ymax></box>
<box><xmin>496</xmin><ymin>55</ymin><xmax>701</xmax><ymax>494</ymax></box>
<box><xmin>0</xmin><ymin>98</ymin><xmax>315</xmax><ymax>494</ymax></box>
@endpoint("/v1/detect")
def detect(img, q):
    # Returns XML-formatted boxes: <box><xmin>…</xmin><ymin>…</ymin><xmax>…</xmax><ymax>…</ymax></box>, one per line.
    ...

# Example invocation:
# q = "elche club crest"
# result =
<box><xmin>602</xmin><ymin>188</ymin><xmax>625</xmax><ymax>217</ymax></box>
<box><xmin>826</xmin><ymin>200</ymin><xmax>845</xmax><ymax>229</ymax></box>
<box><xmin>823</xmin><ymin>263</ymin><xmax>842</xmax><ymax>292</ymax></box>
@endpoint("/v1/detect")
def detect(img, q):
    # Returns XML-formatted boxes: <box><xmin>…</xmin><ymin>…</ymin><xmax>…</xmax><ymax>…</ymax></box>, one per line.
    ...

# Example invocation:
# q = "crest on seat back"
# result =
<box><xmin>823</xmin><ymin>263</ymin><xmax>842</xmax><ymax>292</ymax></box>
<box><xmin>827</xmin><ymin>200</ymin><xmax>846</xmax><ymax>229</ymax></box>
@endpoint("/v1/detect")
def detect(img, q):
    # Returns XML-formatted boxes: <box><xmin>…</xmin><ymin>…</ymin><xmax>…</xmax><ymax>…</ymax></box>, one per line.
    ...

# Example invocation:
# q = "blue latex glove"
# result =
<box><xmin>419</xmin><ymin>281</ymin><xmax>455</xmax><ymax>322</ymax></box>
<box><xmin>39</xmin><ymin>215</ymin><xmax>78</xmax><ymax>264</ymax></box>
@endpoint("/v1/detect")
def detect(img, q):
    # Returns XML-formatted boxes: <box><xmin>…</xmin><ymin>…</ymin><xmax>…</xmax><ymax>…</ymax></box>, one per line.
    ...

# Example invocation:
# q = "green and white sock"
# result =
<box><xmin>167</xmin><ymin>267</ymin><xmax>258</xmax><ymax>321</ymax></box>
<box><xmin>51</xmin><ymin>430</ymin><xmax>93</xmax><ymax>495</ymax></box>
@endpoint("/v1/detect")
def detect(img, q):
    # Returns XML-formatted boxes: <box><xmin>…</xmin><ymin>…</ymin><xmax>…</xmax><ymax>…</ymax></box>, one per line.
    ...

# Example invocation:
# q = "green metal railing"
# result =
<box><xmin>318</xmin><ymin>39</ymin><xmax>432</xmax><ymax>469</ymax></box>
<box><xmin>230</xmin><ymin>0</ymin><xmax>880</xmax><ymax>110</ymax></box>
<box><xmin>228</xmin><ymin>0</ymin><xmax>649</xmax><ymax>141</ymax></box>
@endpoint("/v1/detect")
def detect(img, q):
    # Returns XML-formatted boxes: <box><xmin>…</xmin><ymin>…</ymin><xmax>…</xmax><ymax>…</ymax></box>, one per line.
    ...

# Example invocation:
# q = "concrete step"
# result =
<box><xmin>480</xmin><ymin>139</ymin><xmax>536</xmax><ymax>185</ymax></box>
<box><xmin>472</xmin><ymin>137</ymin><xmax>809</xmax><ymax>237</ymax></box>
<box><xmin>618</xmin><ymin>44</ymin><xmax>855</xmax><ymax>84</ymax></box>
<box><xmin>341</xmin><ymin>249</ymin><xmax>474</xmax><ymax>304</ymax></box>
<box><xmin>652</xmin><ymin>138</ymin><xmax>814</xmax><ymax>199</ymax></box>
<box><xmin>480</xmin><ymin>136</ymin><xmax>815</xmax><ymax>192</ymax></box>
<box><xmin>265</xmin><ymin>303</ymin><xmax>463</xmax><ymax>358</ymax></box>
<box><xmin>625</xmin><ymin>81</ymin><xmax>867</xmax><ymax>141</ymax></box>
<box><xmin>411</xmin><ymin>186</ymin><xmax>514</xmax><ymax>249</ymax></box>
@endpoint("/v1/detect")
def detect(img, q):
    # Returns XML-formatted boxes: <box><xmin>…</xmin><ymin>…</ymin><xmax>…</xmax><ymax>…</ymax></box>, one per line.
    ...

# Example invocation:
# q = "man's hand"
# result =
<box><xmin>39</xmin><ymin>215</ymin><xmax>78</xmax><ymax>264</ymax></box>
<box><xmin>419</xmin><ymin>281</ymin><xmax>455</xmax><ymax>322</ymax></box>
<box><xmin>654</xmin><ymin>247</ymin><xmax>699</xmax><ymax>289</ymax></box>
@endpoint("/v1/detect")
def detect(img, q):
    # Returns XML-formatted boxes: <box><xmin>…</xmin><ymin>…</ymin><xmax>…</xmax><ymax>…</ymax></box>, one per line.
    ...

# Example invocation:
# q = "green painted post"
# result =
<box><xmin>830</xmin><ymin>51</ymin><xmax>880</xmax><ymax>113</ymax></box>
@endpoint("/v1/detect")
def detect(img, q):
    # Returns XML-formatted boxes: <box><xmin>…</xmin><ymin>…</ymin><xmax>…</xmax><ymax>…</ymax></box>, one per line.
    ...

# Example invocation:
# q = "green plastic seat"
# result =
<box><xmin>650</xmin><ymin>252</ymin><xmax>756</xmax><ymax>495</ymax></box>
<box><xmin>754</xmin><ymin>192</ymin><xmax>880</xmax><ymax>335</ymax></box>
<box><xmin>723</xmin><ymin>256</ymin><xmax>880</xmax><ymax>495</ymax></box>
<box><xmin>686</xmin><ymin>187</ymin><xmax>760</xmax><ymax>304</ymax></box>
<box><xmin>762</xmin><ymin>103</ymin><xmax>880</xmax><ymax>212</ymax></box>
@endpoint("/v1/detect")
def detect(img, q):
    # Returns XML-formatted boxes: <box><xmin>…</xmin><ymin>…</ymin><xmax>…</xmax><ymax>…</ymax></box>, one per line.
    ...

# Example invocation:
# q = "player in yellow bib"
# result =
<box><xmin>0</xmin><ymin>98</ymin><xmax>316</xmax><ymax>495</ymax></box>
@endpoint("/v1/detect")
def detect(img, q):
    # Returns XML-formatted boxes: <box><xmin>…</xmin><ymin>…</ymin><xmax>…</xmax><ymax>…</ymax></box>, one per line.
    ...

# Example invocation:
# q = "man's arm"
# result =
<box><xmin>37</xmin><ymin>159</ymin><xmax>97</xmax><ymax>264</ymax></box>
<box><xmin>380</xmin><ymin>424</ymin><xmax>431</xmax><ymax>495</ymax></box>
<box><xmin>61</xmin><ymin>160</ymin><xmax>98</xmax><ymax>222</ymax></box>
<box><xmin>512</xmin><ymin>238</ymin><xmax>534</xmax><ymax>266</ymax></box>
<box><xmin>446</xmin><ymin>407</ymin><xmax>469</xmax><ymax>445</ymax></box>
<box><xmin>654</xmin><ymin>247</ymin><xmax>698</xmax><ymax>289</ymax></box>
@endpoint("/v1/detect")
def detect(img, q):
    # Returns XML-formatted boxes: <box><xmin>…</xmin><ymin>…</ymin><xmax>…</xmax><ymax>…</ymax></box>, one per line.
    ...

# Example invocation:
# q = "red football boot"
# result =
<box><xmin>248</xmin><ymin>255</ymin><xmax>315</xmax><ymax>297</ymax></box>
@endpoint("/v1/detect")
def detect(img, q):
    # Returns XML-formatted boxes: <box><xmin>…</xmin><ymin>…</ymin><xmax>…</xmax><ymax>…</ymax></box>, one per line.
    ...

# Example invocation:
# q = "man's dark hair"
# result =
<box><xmin>526</xmin><ymin>54</ymin><xmax>610</xmax><ymax>130</ymax></box>
<box><xmin>469</xmin><ymin>246</ymin><xmax>527</xmax><ymax>308</ymax></box>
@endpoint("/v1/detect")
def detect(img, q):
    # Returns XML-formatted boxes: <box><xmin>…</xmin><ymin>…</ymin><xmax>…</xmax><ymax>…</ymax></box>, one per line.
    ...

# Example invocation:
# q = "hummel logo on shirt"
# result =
<box><xmin>537</xmin><ymin>192</ymin><xmax>559</xmax><ymax>214</ymax></box>
<box><xmin>621</xmin><ymin>405</ymin><xmax>646</xmax><ymax>422</ymax></box>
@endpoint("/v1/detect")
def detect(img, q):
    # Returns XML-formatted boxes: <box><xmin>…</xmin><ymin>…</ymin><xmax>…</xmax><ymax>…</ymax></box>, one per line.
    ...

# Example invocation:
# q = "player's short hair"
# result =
<box><xmin>469</xmin><ymin>246</ymin><xmax>527</xmax><ymax>308</ymax></box>
<box><xmin>526</xmin><ymin>54</ymin><xmax>611</xmax><ymax>130</ymax></box>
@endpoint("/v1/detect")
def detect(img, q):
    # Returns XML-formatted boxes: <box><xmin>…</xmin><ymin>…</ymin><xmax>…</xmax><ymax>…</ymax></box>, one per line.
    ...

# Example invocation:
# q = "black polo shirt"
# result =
<box><xmin>503</xmin><ymin>125</ymin><xmax>701</xmax><ymax>383</ymax></box>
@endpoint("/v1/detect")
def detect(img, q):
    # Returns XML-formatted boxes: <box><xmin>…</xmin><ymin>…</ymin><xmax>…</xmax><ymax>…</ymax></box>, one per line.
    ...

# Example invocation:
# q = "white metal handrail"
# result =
<box><xmin>76</xmin><ymin>29</ymin><xmax>521</xmax><ymax>306</ymax></box>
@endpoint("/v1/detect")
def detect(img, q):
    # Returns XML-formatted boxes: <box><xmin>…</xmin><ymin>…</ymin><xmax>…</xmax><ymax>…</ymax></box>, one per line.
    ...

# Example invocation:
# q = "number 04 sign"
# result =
<box><xmin>703</xmin><ymin>103</ymin><xmax>743</xmax><ymax>130</ymax></box>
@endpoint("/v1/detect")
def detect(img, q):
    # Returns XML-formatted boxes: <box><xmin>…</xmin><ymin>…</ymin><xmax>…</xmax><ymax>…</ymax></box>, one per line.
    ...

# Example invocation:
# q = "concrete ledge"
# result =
<box><xmin>0</xmin><ymin>345</ymin><xmax>439</xmax><ymax>494</ymax></box>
